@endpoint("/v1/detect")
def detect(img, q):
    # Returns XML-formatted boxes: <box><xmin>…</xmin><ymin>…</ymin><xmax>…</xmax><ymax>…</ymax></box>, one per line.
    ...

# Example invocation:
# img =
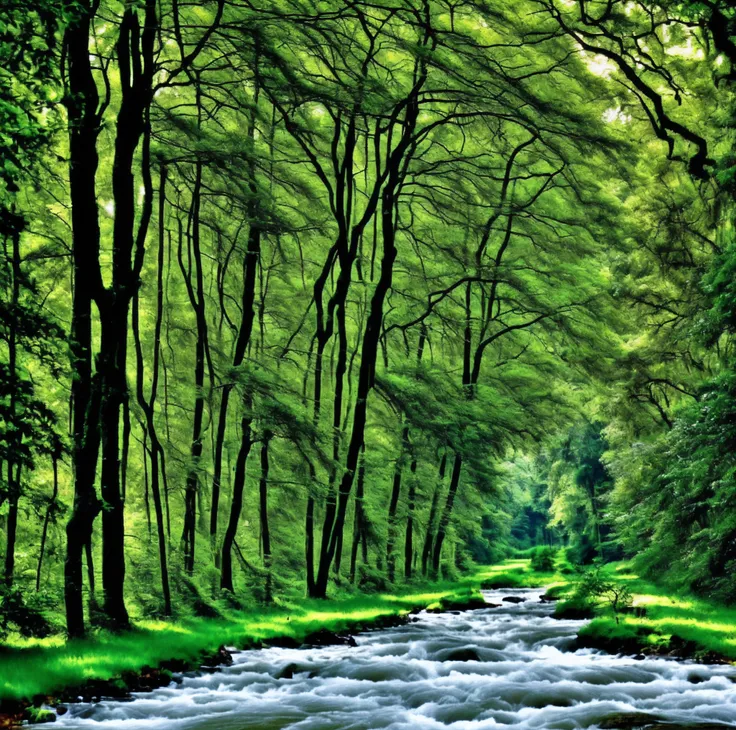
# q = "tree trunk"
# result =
<box><xmin>431</xmin><ymin>453</ymin><xmax>463</xmax><ymax>577</ymax></box>
<box><xmin>404</xmin><ymin>456</ymin><xmax>417</xmax><ymax>580</ymax></box>
<box><xmin>132</xmin><ymin>162</ymin><xmax>172</xmax><ymax>614</ymax></box>
<box><xmin>210</xmin><ymin>80</ymin><xmax>261</xmax><ymax>559</ymax></box>
<box><xmin>306</xmin><ymin>493</ymin><xmax>316</xmax><ymax>596</ymax></box>
<box><xmin>349</xmin><ymin>443</ymin><xmax>367</xmax><ymax>583</ymax></box>
<box><xmin>96</xmin><ymin>0</ymin><xmax>159</xmax><ymax>629</ymax></box>
<box><xmin>313</xmin><ymin>182</ymin><xmax>401</xmax><ymax>597</ymax></box>
<box><xmin>36</xmin><ymin>455</ymin><xmax>59</xmax><ymax>591</ymax></box>
<box><xmin>98</xmin><ymin>306</ymin><xmax>130</xmax><ymax>627</ymax></box>
<box><xmin>259</xmin><ymin>430</ymin><xmax>273</xmax><ymax>601</ymax></box>
<box><xmin>221</xmin><ymin>414</ymin><xmax>252</xmax><ymax>592</ymax></box>
<box><xmin>62</xmin><ymin>0</ymin><xmax>104</xmax><ymax>636</ymax></box>
<box><xmin>179</xmin><ymin>162</ymin><xmax>208</xmax><ymax>575</ymax></box>
<box><xmin>4</xmin><ymin>222</ymin><xmax>21</xmax><ymax>588</ymax></box>
<box><xmin>386</xmin><ymin>429</ymin><xmax>408</xmax><ymax>583</ymax></box>
<box><xmin>421</xmin><ymin>453</ymin><xmax>446</xmax><ymax>577</ymax></box>
<box><xmin>4</xmin><ymin>465</ymin><xmax>20</xmax><ymax>587</ymax></box>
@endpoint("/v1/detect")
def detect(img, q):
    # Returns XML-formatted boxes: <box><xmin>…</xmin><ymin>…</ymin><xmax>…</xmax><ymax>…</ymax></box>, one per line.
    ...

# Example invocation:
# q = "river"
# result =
<box><xmin>56</xmin><ymin>588</ymin><xmax>736</xmax><ymax>729</ymax></box>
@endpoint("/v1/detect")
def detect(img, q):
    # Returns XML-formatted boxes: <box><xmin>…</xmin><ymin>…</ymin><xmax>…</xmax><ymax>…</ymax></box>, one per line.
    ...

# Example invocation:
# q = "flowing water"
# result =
<box><xmin>57</xmin><ymin>588</ymin><xmax>736</xmax><ymax>729</ymax></box>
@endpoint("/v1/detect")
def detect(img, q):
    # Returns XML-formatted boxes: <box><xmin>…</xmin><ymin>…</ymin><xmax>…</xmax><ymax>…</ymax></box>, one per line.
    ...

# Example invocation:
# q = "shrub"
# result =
<box><xmin>0</xmin><ymin>588</ymin><xmax>53</xmax><ymax>638</ymax></box>
<box><xmin>572</xmin><ymin>566</ymin><xmax>633</xmax><ymax>623</ymax></box>
<box><xmin>530</xmin><ymin>546</ymin><xmax>556</xmax><ymax>572</ymax></box>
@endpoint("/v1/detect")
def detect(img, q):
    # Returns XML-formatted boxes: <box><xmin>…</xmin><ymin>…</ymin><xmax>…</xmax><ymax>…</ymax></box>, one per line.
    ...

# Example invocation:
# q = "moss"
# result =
<box><xmin>554</xmin><ymin>598</ymin><xmax>595</xmax><ymax>620</ymax></box>
<box><xmin>25</xmin><ymin>707</ymin><xmax>56</xmax><ymax>724</ymax></box>
<box><xmin>542</xmin><ymin>583</ymin><xmax>570</xmax><ymax>600</ymax></box>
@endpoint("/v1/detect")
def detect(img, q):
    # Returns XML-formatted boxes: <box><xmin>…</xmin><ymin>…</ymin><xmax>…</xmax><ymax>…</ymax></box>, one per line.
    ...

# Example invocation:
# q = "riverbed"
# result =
<box><xmin>57</xmin><ymin>588</ymin><xmax>736</xmax><ymax>729</ymax></box>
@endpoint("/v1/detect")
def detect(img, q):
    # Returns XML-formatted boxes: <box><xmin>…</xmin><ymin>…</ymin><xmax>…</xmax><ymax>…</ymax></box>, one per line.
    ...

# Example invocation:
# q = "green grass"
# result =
<box><xmin>565</xmin><ymin>563</ymin><xmax>736</xmax><ymax>662</ymax></box>
<box><xmin>471</xmin><ymin>554</ymin><xmax>571</xmax><ymax>591</ymax></box>
<box><xmin>472</xmin><ymin>557</ymin><xmax>736</xmax><ymax>663</ymax></box>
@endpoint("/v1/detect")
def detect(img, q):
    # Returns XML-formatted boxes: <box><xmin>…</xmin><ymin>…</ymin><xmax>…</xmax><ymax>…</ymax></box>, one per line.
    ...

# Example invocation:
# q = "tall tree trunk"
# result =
<box><xmin>132</xmin><ymin>163</ymin><xmax>171</xmax><ymax>615</ymax></box>
<box><xmin>311</xmin><ymin>30</ymin><xmax>432</xmax><ymax>594</ymax></box>
<box><xmin>4</xmin><ymin>464</ymin><xmax>20</xmax><ymax>587</ymax></box>
<box><xmin>98</xmin><ymin>305</ymin><xmax>130</xmax><ymax>627</ymax></box>
<box><xmin>386</xmin><ymin>427</ymin><xmax>408</xmax><ymax>583</ymax></box>
<box><xmin>314</xmin><ymin>178</ymin><xmax>402</xmax><ymax>597</ymax></box>
<box><xmin>63</xmin><ymin>0</ymin><xmax>104</xmax><ymax>637</ymax></box>
<box><xmin>179</xmin><ymin>162</ymin><xmax>208</xmax><ymax>574</ymax></box>
<box><xmin>349</xmin><ymin>443</ymin><xmax>367</xmax><ymax>583</ymax></box>
<box><xmin>221</xmin><ymin>413</ymin><xmax>252</xmax><ymax>592</ymax></box>
<box><xmin>36</xmin><ymin>455</ymin><xmax>59</xmax><ymax>591</ymax></box>
<box><xmin>306</xmin><ymin>492</ymin><xmax>316</xmax><ymax>595</ymax></box>
<box><xmin>421</xmin><ymin>453</ymin><xmax>446</xmax><ymax>576</ymax></box>
<box><xmin>210</xmin><ymin>74</ymin><xmax>261</xmax><ymax>559</ymax></box>
<box><xmin>85</xmin><ymin>539</ymin><xmax>96</xmax><ymax>604</ymax></box>
<box><xmin>404</xmin><ymin>456</ymin><xmax>417</xmax><ymax>580</ymax></box>
<box><xmin>431</xmin><ymin>453</ymin><xmax>463</xmax><ymax>577</ymax></box>
<box><xmin>96</xmin><ymin>0</ymin><xmax>158</xmax><ymax>629</ymax></box>
<box><xmin>4</xmin><ymin>223</ymin><xmax>21</xmax><ymax>588</ymax></box>
<box><xmin>259</xmin><ymin>430</ymin><xmax>273</xmax><ymax>601</ymax></box>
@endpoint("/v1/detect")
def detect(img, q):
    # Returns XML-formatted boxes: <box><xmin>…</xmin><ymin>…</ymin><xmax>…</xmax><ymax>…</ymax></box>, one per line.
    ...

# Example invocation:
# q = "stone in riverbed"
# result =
<box><xmin>200</xmin><ymin>646</ymin><xmax>234</xmax><ymax>669</ymax></box>
<box><xmin>301</xmin><ymin>628</ymin><xmax>357</xmax><ymax>647</ymax></box>
<box><xmin>599</xmin><ymin>712</ymin><xmax>733</xmax><ymax>729</ymax></box>
<box><xmin>502</xmin><ymin>596</ymin><xmax>526</xmax><ymax>604</ymax></box>
<box><xmin>599</xmin><ymin>713</ymin><xmax>663</xmax><ymax>729</ymax></box>
<box><xmin>443</xmin><ymin>648</ymin><xmax>481</xmax><ymax>662</ymax></box>
<box><xmin>25</xmin><ymin>707</ymin><xmax>57</xmax><ymax>725</ymax></box>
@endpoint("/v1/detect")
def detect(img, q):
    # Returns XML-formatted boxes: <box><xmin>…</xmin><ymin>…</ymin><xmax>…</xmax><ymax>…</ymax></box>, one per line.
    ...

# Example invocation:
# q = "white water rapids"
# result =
<box><xmin>57</xmin><ymin>588</ymin><xmax>736</xmax><ymax>729</ymax></box>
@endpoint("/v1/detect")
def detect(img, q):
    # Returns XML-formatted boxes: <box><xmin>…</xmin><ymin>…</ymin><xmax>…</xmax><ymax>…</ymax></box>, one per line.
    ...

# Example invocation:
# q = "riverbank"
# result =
<box><xmin>0</xmin><ymin>560</ymin><xmax>559</xmax><ymax>725</ymax></box>
<box><xmin>30</xmin><ymin>583</ymin><xmax>736</xmax><ymax>730</ymax></box>
<box><xmin>572</xmin><ymin>564</ymin><xmax>736</xmax><ymax>663</ymax></box>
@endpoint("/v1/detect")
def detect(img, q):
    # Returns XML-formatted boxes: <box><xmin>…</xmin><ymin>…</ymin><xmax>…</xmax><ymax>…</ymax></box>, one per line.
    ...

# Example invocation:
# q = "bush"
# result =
<box><xmin>572</xmin><ymin>566</ymin><xmax>633</xmax><ymax>623</ymax></box>
<box><xmin>530</xmin><ymin>546</ymin><xmax>556</xmax><ymax>572</ymax></box>
<box><xmin>357</xmin><ymin>564</ymin><xmax>390</xmax><ymax>592</ymax></box>
<box><xmin>0</xmin><ymin>588</ymin><xmax>53</xmax><ymax>638</ymax></box>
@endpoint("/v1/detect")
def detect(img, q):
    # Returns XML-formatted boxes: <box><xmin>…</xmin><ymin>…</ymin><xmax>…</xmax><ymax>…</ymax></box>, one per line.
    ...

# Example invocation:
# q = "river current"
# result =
<box><xmin>57</xmin><ymin>588</ymin><xmax>736</xmax><ymax>729</ymax></box>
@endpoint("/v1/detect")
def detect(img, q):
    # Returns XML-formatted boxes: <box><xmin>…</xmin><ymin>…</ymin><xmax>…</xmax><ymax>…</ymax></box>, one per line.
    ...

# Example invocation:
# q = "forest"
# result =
<box><xmin>2</xmin><ymin>1</ymin><xmax>736</xmax><ymax>726</ymax></box>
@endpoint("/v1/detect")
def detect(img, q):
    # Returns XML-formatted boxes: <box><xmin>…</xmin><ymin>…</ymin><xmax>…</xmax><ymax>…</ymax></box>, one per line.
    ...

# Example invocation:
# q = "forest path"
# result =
<box><xmin>56</xmin><ymin>588</ymin><xmax>736</xmax><ymax>729</ymax></box>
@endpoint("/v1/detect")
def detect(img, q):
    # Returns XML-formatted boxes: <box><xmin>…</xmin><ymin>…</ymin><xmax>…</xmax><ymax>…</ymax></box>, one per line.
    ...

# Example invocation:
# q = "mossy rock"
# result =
<box><xmin>25</xmin><ymin>707</ymin><xmax>56</xmax><ymax>724</ymax></box>
<box><xmin>441</xmin><ymin>594</ymin><xmax>488</xmax><ymax>612</ymax></box>
<box><xmin>553</xmin><ymin>599</ymin><xmax>595</xmax><ymax>620</ymax></box>
<box><xmin>541</xmin><ymin>584</ymin><xmax>569</xmax><ymax>601</ymax></box>
<box><xmin>599</xmin><ymin>712</ymin><xmax>661</xmax><ymax>729</ymax></box>
<box><xmin>443</xmin><ymin>648</ymin><xmax>481</xmax><ymax>662</ymax></box>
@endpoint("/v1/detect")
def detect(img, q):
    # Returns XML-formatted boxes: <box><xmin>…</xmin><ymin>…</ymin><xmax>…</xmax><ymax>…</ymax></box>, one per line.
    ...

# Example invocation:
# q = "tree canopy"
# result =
<box><xmin>1</xmin><ymin>0</ymin><xmax>735</xmax><ymax>636</ymax></box>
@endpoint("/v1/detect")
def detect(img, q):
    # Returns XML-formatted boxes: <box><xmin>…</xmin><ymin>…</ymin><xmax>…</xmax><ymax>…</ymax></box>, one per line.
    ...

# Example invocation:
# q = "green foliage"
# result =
<box><xmin>572</xmin><ymin>565</ymin><xmax>633</xmax><ymax>620</ymax></box>
<box><xmin>0</xmin><ymin>588</ymin><xmax>53</xmax><ymax>639</ymax></box>
<box><xmin>609</xmin><ymin>373</ymin><xmax>736</xmax><ymax>600</ymax></box>
<box><xmin>530</xmin><ymin>546</ymin><xmax>557</xmax><ymax>573</ymax></box>
<box><xmin>0</xmin><ymin>0</ymin><xmax>735</xmax><ymax>674</ymax></box>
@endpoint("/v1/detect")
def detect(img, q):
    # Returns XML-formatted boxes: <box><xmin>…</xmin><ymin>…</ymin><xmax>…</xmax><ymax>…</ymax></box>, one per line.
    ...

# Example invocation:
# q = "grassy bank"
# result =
<box><xmin>475</xmin><ymin>555</ymin><xmax>736</xmax><ymax>664</ymax></box>
<box><xmin>570</xmin><ymin>563</ymin><xmax>736</xmax><ymax>662</ymax></box>
<box><xmin>0</xmin><ymin>561</ymin><xmax>549</xmax><ymax>706</ymax></box>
